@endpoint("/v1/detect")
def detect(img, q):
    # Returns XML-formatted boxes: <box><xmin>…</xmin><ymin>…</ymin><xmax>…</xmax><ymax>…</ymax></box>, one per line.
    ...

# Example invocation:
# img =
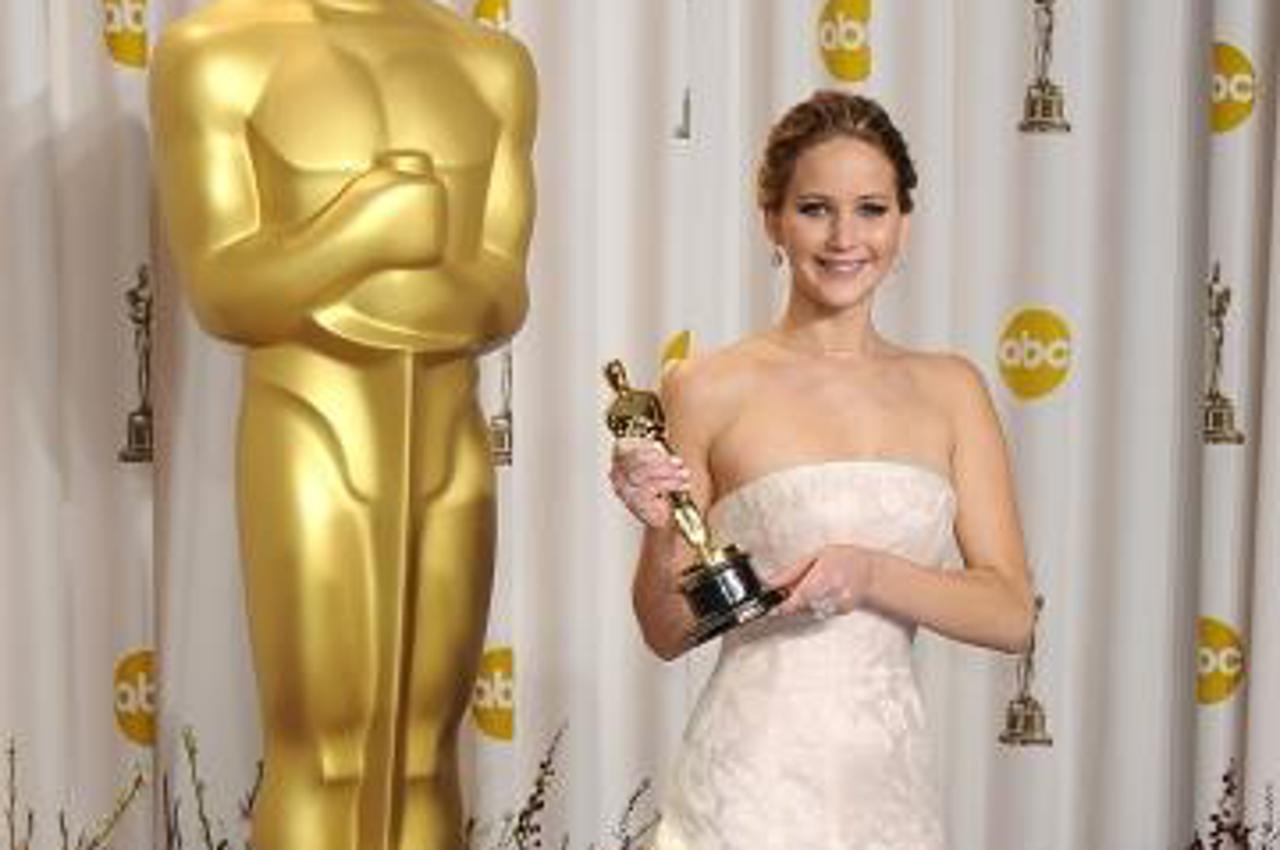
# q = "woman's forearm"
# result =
<box><xmin>866</xmin><ymin>552</ymin><xmax>1035</xmax><ymax>653</ymax></box>
<box><xmin>632</xmin><ymin>528</ymin><xmax>697</xmax><ymax>661</ymax></box>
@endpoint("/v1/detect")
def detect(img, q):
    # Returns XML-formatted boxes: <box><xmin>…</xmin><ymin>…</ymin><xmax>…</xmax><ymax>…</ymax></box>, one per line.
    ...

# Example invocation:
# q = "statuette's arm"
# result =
<box><xmin>417</xmin><ymin>41</ymin><xmax>537</xmax><ymax>350</ymax></box>
<box><xmin>150</xmin><ymin>39</ymin><xmax>448</xmax><ymax>345</ymax></box>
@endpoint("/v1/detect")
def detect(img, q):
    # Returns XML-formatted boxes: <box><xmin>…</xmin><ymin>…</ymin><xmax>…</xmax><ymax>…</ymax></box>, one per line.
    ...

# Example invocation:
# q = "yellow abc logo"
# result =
<box><xmin>471</xmin><ymin>646</ymin><xmax>514</xmax><ymax>741</ymax></box>
<box><xmin>113</xmin><ymin>648</ymin><xmax>156</xmax><ymax>746</ymax></box>
<box><xmin>1211</xmin><ymin>42</ymin><xmax>1255</xmax><ymax>134</ymax></box>
<box><xmin>472</xmin><ymin>0</ymin><xmax>510</xmax><ymax>30</ymax></box>
<box><xmin>103</xmin><ymin>0</ymin><xmax>148</xmax><ymax>68</ymax></box>
<box><xmin>817</xmin><ymin>0</ymin><xmax>871</xmax><ymax>83</ymax></box>
<box><xmin>1197</xmin><ymin>616</ymin><xmax>1245</xmax><ymax>705</ymax></box>
<box><xmin>997</xmin><ymin>307</ymin><xmax>1073</xmax><ymax>400</ymax></box>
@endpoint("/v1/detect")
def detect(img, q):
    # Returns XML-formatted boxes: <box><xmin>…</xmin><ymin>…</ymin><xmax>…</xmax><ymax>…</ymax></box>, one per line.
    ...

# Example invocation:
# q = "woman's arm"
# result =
<box><xmin>612</xmin><ymin>359</ymin><xmax>723</xmax><ymax>660</ymax></box>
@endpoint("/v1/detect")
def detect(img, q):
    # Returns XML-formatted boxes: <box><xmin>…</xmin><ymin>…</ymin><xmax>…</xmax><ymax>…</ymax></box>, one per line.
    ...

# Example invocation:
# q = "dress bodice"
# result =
<box><xmin>654</xmin><ymin>461</ymin><xmax>958</xmax><ymax>850</ymax></box>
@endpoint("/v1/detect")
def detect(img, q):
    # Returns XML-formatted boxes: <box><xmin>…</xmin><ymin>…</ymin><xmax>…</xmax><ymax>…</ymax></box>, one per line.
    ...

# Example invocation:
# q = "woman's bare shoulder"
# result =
<box><xmin>660</xmin><ymin>337</ymin><xmax>768</xmax><ymax>429</ymax></box>
<box><xmin>893</xmin><ymin>347</ymin><xmax>991</xmax><ymax>403</ymax></box>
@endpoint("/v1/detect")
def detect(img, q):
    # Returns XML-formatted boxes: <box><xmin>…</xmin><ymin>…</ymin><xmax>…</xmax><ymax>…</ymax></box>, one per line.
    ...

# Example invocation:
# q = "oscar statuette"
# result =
<box><xmin>603</xmin><ymin>359</ymin><xmax>785</xmax><ymax>647</ymax></box>
<box><xmin>1000</xmin><ymin>595</ymin><xmax>1053</xmax><ymax>746</ymax></box>
<box><xmin>1204</xmin><ymin>263</ymin><xmax>1246</xmax><ymax>445</ymax></box>
<box><xmin>118</xmin><ymin>264</ymin><xmax>154</xmax><ymax>464</ymax></box>
<box><xmin>1019</xmin><ymin>0</ymin><xmax>1072</xmax><ymax>133</ymax></box>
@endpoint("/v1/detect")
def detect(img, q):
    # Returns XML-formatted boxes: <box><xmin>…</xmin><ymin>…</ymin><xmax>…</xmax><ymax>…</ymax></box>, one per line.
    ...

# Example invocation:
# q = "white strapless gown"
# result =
<box><xmin>651</xmin><ymin>461</ymin><xmax>957</xmax><ymax>850</ymax></box>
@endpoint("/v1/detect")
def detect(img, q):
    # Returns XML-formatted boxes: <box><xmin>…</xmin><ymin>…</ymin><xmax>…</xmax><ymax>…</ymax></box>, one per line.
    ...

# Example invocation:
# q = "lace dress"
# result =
<box><xmin>651</xmin><ymin>461</ymin><xmax>957</xmax><ymax>850</ymax></box>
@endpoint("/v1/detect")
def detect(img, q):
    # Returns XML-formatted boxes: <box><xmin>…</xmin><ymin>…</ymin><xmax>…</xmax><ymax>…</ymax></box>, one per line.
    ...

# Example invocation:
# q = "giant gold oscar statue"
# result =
<box><xmin>149</xmin><ymin>2</ymin><xmax>536</xmax><ymax>849</ymax></box>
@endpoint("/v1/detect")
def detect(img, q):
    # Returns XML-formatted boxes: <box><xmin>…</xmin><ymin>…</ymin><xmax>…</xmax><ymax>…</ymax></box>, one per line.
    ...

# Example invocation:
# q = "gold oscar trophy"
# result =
<box><xmin>603</xmin><ymin>359</ymin><xmax>785</xmax><ymax>647</ymax></box>
<box><xmin>1000</xmin><ymin>595</ymin><xmax>1053</xmax><ymax>746</ymax></box>
<box><xmin>118</xmin><ymin>264</ymin><xmax>154</xmax><ymax>463</ymax></box>
<box><xmin>1019</xmin><ymin>0</ymin><xmax>1072</xmax><ymax>133</ymax></box>
<box><xmin>150</xmin><ymin>3</ymin><xmax>536</xmax><ymax>849</ymax></box>
<box><xmin>1204</xmin><ymin>263</ymin><xmax>1246</xmax><ymax>444</ymax></box>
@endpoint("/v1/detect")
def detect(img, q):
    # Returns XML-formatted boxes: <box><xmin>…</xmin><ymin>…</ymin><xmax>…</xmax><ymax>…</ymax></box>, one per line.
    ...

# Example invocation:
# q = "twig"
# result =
<box><xmin>5</xmin><ymin>738</ymin><xmax>34</xmax><ymax>850</ymax></box>
<box><xmin>163</xmin><ymin>773</ymin><xmax>183</xmax><ymax>850</ymax></box>
<box><xmin>76</xmin><ymin>766</ymin><xmax>147</xmax><ymax>850</ymax></box>
<box><xmin>182</xmin><ymin>728</ymin><xmax>223</xmax><ymax>850</ymax></box>
<box><xmin>237</xmin><ymin>762</ymin><xmax>263</xmax><ymax>824</ymax></box>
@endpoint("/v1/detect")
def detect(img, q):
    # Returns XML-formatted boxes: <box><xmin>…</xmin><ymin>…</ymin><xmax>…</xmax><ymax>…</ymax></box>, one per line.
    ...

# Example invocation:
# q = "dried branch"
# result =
<box><xmin>237</xmin><ymin>762</ymin><xmax>263</xmax><ymax>824</ymax></box>
<box><xmin>76</xmin><ymin>767</ymin><xmax>146</xmax><ymax>850</ymax></box>
<box><xmin>163</xmin><ymin>773</ymin><xmax>183</xmax><ymax>850</ymax></box>
<box><xmin>5</xmin><ymin>738</ymin><xmax>34</xmax><ymax>850</ymax></box>
<box><xmin>182</xmin><ymin>728</ymin><xmax>223</xmax><ymax>850</ymax></box>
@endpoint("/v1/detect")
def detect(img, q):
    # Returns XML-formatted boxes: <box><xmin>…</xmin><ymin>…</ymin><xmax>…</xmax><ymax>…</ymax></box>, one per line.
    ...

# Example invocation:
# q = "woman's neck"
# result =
<box><xmin>771</xmin><ymin>299</ymin><xmax>882</xmax><ymax>360</ymax></box>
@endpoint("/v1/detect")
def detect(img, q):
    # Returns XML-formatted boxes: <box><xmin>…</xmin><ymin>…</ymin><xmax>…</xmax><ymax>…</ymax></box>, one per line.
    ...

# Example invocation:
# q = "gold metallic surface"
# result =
<box><xmin>150</xmin><ymin>2</ymin><xmax>536</xmax><ymax>848</ymax></box>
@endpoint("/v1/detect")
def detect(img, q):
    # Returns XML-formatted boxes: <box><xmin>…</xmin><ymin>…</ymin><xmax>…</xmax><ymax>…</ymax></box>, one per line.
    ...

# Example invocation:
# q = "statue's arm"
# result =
<box><xmin>432</xmin><ymin>37</ymin><xmax>538</xmax><ymax>350</ymax></box>
<box><xmin>149</xmin><ymin>32</ymin><xmax>446</xmax><ymax>345</ymax></box>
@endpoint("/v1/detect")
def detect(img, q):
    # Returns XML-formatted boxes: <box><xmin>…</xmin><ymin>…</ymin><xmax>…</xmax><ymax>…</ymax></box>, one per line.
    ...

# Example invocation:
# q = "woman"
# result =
<box><xmin>608</xmin><ymin>91</ymin><xmax>1035</xmax><ymax>850</ymax></box>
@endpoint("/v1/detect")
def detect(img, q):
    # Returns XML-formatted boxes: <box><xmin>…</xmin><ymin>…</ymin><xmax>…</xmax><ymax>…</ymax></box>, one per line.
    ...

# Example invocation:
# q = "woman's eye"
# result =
<box><xmin>797</xmin><ymin>201</ymin><xmax>830</xmax><ymax>217</ymax></box>
<box><xmin>857</xmin><ymin>202</ymin><xmax>889</xmax><ymax>217</ymax></box>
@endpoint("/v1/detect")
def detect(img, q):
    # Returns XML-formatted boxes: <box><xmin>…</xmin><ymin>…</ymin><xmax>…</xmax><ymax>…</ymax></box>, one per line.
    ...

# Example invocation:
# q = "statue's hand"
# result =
<box><xmin>340</xmin><ymin>151</ymin><xmax>448</xmax><ymax>270</ymax></box>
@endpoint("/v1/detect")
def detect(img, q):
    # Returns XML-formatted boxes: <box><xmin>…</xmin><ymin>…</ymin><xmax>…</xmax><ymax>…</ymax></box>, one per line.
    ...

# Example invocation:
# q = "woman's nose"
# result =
<box><xmin>827</xmin><ymin>212</ymin><xmax>858</xmax><ymax>249</ymax></box>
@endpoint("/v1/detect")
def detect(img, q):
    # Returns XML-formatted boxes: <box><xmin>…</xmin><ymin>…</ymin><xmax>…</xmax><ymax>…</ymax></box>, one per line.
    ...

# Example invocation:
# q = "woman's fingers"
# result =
<box><xmin>608</xmin><ymin>438</ymin><xmax>691</xmax><ymax>528</ymax></box>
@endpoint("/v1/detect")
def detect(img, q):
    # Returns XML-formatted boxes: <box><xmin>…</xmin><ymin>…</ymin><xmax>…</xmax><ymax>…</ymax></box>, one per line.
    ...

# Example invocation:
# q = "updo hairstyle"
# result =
<box><xmin>756</xmin><ymin>90</ymin><xmax>918</xmax><ymax>215</ymax></box>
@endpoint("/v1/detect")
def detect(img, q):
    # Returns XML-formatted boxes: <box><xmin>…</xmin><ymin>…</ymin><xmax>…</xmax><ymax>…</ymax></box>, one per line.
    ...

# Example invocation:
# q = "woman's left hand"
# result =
<box><xmin>772</xmin><ymin>544</ymin><xmax>881</xmax><ymax>620</ymax></box>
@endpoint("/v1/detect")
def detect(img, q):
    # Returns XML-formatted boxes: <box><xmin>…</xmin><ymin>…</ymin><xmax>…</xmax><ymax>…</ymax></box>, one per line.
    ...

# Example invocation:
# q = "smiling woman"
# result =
<box><xmin>606</xmin><ymin>90</ymin><xmax>1035</xmax><ymax>850</ymax></box>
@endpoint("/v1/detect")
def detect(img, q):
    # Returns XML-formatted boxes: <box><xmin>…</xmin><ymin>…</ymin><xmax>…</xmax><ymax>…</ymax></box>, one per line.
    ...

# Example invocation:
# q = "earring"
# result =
<box><xmin>771</xmin><ymin>245</ymin><xmax>785</xmax><ymax>268</ymax></box>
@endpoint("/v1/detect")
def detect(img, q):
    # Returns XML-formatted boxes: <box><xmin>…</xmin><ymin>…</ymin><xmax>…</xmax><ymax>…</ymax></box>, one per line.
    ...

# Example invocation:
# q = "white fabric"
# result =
<box><xmin>656</xmin><ymin>462</ymin><xmax>953</xmax><ymax>850</ymax></box>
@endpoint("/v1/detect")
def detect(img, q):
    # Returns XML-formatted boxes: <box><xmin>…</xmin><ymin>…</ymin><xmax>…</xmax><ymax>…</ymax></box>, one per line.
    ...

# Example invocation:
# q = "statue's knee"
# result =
<box><xmin>403</xmin><ymin>728</ymin><xmax>454</xmax><ymax>782</ymax></box>
<box><xmin>318</xmin><ymin>732</ymin><xmax>367</xmax><ymax>784</ymax></box>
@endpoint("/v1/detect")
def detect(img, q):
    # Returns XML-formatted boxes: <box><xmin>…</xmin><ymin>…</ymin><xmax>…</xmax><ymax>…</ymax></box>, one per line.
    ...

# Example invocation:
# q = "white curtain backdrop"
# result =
<box><xmin>1</xmin><ymin>1</ymin><xmax>155</xmax><ymax>848</ymax></box>
<box><xmin>3</xmin><ymin>2</ymin><xmax>1278</xmax><ymax>849</ymax></box>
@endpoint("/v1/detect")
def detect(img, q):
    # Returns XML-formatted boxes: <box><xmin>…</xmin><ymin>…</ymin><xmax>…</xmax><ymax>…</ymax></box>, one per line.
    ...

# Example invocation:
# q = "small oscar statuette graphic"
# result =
<box><xmin>603</xmin><ymin>359</ymin><xmax>786</xmax><ymax>647</ymax></box>
<box><xmin>118</xmin><ymin>264</ymin><xmax>154</xmax><ymax>464</ymax></box>
<box><xmin>489</xmin><ymin>345</ymin><xmax>514</xmax><ymax>467</ymax></box>
<box><xmin>1000</xmin><ymin>595</ymin><xmax>1053</xmax><ymax>746</ymax></box>
<box><xmin>1019</xmin><ymin>0</ymin><xmax>1071</xmax><ymax>133</ymax></box>
<box><xmin>1204</xmin><ymin>263</ymin><xmax>1246</xmax><ymax>445</ymax></box>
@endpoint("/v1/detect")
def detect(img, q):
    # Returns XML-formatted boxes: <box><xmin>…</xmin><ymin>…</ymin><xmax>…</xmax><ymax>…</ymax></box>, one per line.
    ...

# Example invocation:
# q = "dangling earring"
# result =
<box><xmin>771</xmin><ymin>244</ymin><xmax>785</xmax><ymax>268</ymax></box>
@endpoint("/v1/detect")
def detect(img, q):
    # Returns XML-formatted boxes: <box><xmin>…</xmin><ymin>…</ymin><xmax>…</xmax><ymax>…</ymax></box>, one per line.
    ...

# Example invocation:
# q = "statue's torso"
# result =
<box><xmin>239</xmin><ymin>14</ymin><xmax>507</xmax><ymax>351</ymax></box>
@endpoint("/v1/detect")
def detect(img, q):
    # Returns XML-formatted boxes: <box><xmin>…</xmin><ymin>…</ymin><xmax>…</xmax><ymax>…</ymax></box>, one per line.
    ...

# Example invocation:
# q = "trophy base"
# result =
<box><xmin>1019</xmin><ymin>80</ymin><xmax>1071</xmax><ymax>133</ymax></box>
<box><xmin>1203</xmin><ymin>394</ymin><xmax>1245</xmax><ymax>444</ymax></box>
<box><xmin>998</xmin><ymin>695</ymin><xmax>1053</xmax><ymax>747</ymax></box>
<box><xmin>681</xmin><ymin>545</ymin><xmax>787</xmax><ymax>647</ymax></box>
<box><xmin>118</xmin><ymin>410</ymin><xmax>154</xmax><ymax>464</ymax></box>
<box><xmin>489</xmin><ymin>413</ymin><xmax>513</xmax><ymax>466</ymax></box>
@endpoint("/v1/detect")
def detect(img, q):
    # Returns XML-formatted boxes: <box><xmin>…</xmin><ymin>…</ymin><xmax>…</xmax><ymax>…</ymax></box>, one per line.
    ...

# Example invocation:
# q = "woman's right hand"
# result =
<box><xmin>608</xmin><ymin>437</ymin><xmax>691</xmax><ymax>529</ymax></box>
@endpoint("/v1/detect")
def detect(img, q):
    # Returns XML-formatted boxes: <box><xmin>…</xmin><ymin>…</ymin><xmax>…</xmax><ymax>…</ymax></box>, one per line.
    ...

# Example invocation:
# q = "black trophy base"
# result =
<box><xmin>680</xmin><ymin>544</ymin><xmax>787</xmax><ymax>647</ymax></box>
<box><xmin>998</xmin><ymin>695</ymin><xmax>1053</xmax><ymax>747</ymax></box>
<box><xmin>1204</xmin><ymin>394</ymin><xmax>1245</xmax><ymax>445</ymax></box>
<box><xmin>1019</xmin><ymin>80</ymin><xmax>1071</xmax><ymax>133</ymax></box>
<box><xmin>118</xmin><ymin>410</ymin><xmax>154</xmax><ymax>464</ymax></box>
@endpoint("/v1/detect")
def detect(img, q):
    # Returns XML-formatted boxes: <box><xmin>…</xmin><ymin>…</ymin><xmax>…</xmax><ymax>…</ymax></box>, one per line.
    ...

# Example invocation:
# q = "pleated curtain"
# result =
<box><xmin>2</xmin><ymin>2</ymin><xmax>1277</xmax><ymax>849</ymax></box>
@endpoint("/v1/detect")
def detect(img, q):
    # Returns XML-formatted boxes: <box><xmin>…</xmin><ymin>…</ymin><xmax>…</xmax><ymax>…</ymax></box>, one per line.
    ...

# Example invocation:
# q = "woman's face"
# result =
<box><xmin>766</xmin><ymin>135</ymin><xmax>909</xmax><ymax>315</ymax></box>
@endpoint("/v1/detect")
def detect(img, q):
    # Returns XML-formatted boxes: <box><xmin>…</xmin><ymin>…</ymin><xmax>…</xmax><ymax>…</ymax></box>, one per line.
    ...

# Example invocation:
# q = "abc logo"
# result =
<box><xmin>1197</xmin><ymin>616</ymin><xmax>1245</xmax><ymax>705</ymax></box>
<box><xmin>471</xmin><ymin>646</ymin><xmax>514</xmax><ymax>741</ymax></box>
<box><xmin>103</xmin><ymin>0</ymin><xmax>147</xmax><ymax>68</ymax></box>
<box><xmin>1211</xmin><ymin>42</ymin><xmax>1254</xmax><ymax>134</ymax></box>
<box><xmin>817</xmin><ymin>0</ymin><xmax>871</xmax><ymax>83</ymax></box>
<box><xmin>114</xmin><ymin>648</ymin><xmax>156</xmax><ymax>746</ymax></box>
<box><xmin>472</xmin><ymin>0</ymin><xmax>511</xmax><ymax>30</ymax></box>
<box><xmin>997</xmin><ymin>307</ymin><xmax>1073</xmax><ymax>400</ymax></box>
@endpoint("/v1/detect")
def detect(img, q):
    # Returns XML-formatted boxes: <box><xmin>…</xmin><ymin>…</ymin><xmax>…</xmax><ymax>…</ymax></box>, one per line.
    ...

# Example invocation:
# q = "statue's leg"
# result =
<box><xmin>238</xmin><ymin>380</ymin><xmax>378</xmax><ymax>850</ymax></box>
<box><xmin>398</xmin><ymin>420</ymin><xmax>496</xmax><ymax>850</ymax></box>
